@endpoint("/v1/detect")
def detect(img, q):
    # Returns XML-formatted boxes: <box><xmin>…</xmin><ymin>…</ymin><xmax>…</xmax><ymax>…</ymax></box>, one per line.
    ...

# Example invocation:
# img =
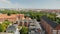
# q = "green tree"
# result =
<box><xmin>20</xmin><ymin>26</ymin><xmax>28</xmax><ymax>34</ymax></box>
<box><xmin>2</xmin><ymin>20</ymin><xmax>11</xmax><ymax>27</ymax></box>
<box><xmin>0</xmin><ymin>24</ymin><xmax>5</xmax><ymax>32</ymax></box>
<box><xmin>7</xmin><ymin>12</ymin><xmax>11</xmax><ymax>16</ymax></box>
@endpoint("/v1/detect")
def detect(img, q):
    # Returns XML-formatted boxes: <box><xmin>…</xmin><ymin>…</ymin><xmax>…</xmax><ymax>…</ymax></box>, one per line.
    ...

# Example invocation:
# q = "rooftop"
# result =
<box><xmin>41</xmin><ymin>16</ymin><xmax>59</xmax><ymax>28</ymax></box>
<box><xmin>0</xmin><ymin>14</ymin><xmax>24</xmax><ymax>18</ymax></box>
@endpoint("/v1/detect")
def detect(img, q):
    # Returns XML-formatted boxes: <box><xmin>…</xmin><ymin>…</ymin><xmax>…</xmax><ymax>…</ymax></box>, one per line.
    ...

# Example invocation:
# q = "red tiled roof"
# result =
<box><xmin>0</xmin><ymin>14</ymin><xmax>24</xmax><ymax>22</ymax></box>
<box><xmin>0</xmin><ymin>14</ymin><xmax>17</xmax><ymax>18</ymax></box>
<box><xmin>0</xmin><ymin>14</ymin><xmax>24</xmax><ymax>18</ymax></box>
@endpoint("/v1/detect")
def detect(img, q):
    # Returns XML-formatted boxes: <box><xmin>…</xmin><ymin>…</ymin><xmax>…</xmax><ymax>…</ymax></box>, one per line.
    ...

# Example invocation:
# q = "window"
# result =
<box><xmin>19</xmin><ymin>22</ymin><xmax>22</xmax><ymax>26</ymax></box>
<box><xmin>24</xmin><ymin>22</ymin><xmax>27</xmax><ymax>26</ymax></box>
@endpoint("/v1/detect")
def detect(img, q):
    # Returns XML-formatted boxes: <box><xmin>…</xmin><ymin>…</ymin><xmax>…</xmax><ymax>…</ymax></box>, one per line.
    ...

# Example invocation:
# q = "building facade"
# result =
<box><xmin>0</xmin><ymin>14</ymin><xmax>24</xmax><ymax>23</ymax></box>
<box><xmin>18</xmin><ymin>17</ymin><xmax>32</xmax><ymax>27</ymax></box>
<box><xmin>40</xmin><ymin>16</ymin><xmax>60</xmax><ymax>34</ymax></box>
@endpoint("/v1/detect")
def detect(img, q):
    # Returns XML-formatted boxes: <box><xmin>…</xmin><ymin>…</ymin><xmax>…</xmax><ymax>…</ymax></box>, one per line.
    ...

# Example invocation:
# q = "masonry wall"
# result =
<box><xmin>55</xmin><ymin>25</ymin><xmax>60</xmax><ymax>30</ymax></box>
<box><xmin>40</xmin><ymin>19</ymin><xmax>53</xmax><ymax>34</ymax></box>
<box><xmin>19</xmin><ymin>21</ymin><xmax>28</xmax><ymax>27</ymax></box>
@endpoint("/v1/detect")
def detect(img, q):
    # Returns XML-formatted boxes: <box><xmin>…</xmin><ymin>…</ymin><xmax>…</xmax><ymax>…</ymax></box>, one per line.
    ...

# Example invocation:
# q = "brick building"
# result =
<box><xmin>0</xmin><ymin>14</ymin><xmax>31</xmax><ymax>27</ymax></box>
<box><xmin>0</xmin><ymin>14</ymin><xmax>24</xmax><ymax>23</ymax></box>
<box><xmin>40</xmin><ymin>16</ymin><xmax>60</xmax><ymax>34</ymax></box>
<box><xmin>18</xmin><ymin>17</ymin><xmax>31</xmax><ymax>27</ymax></box>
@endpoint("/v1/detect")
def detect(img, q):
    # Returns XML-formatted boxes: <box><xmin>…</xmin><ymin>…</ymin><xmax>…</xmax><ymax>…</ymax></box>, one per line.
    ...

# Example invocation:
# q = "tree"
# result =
<box><xmin>36</xmin><ymin>15</ymin><xmax>40</xmax><ymax>21</ymax></box>
<box><xmin>0</xmin><ymin>24</ymin><xmax>5</xmax><ymax>32</ymax></box>
<box><xmin>56</xmin><ymin>18</ymin><xmax>60</xmax><ymax>24</ymax></box>
<box><xmin>7</xmin><ymin>12</ymin><xmax>11</xmax><ymax>16</ymax></box>
<box><xmin>2</xmin><ymin>20</ymin><xmax>11</xmax><ymax>27</ymax></box>
<box><xmin>0</xmin><ymin>20</ymin><xmax>11</xmax><ymax>32</ymax></box>
<box><xmin>20</xmin><ymin>26</ymin><xmax>28</xmax><ymax>34</ymax></box>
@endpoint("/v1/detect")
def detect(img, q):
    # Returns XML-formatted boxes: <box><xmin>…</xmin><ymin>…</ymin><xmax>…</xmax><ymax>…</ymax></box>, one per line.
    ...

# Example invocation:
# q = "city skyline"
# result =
<box><xmin>0</xmin><ymin>0</ymin><xmax>60</xmax><ymax>9</ymax></box>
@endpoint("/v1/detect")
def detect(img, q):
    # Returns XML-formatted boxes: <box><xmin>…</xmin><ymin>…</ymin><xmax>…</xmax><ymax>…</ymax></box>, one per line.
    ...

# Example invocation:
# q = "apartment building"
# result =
<box><xmin>40</xmin><ymin>16</ymin><xmax>60</xmax><ymax>34</ymax></box>
<box><xmin>0</xmin><ymin>14</ymin><xmax>24</xmax><ymax>23</ymax></box>
<box><xmin>18</xmin><ymin>17</ymin><xmax>31</xmax><ymax>27</ymax></box>
<box><xmin>0</xmin><ymin>14</ymin><xmax>32</xmax><ymax>27</ymax></box>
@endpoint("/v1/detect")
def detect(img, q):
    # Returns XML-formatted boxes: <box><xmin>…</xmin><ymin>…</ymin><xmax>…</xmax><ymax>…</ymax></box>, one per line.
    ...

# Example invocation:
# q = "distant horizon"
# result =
<box><xmin>0</xmin><ymin>0</ymin><xmax>60</xmax><ymax>9</ymax></box>
<box><xmin>0</xmin><ymin>8</ymin><xmax>60</xmax><ymax>10</ymax></box>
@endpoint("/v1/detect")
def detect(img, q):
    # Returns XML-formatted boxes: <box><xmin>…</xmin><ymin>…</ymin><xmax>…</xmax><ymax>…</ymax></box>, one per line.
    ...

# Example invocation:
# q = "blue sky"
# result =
<box><xmin>0</xmin><ymin>0</ymin><xmax>60</xmax><ymax>9</ymax></box>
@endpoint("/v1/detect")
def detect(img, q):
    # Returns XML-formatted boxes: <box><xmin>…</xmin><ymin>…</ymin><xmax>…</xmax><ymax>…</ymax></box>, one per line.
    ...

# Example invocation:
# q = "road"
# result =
<box><xmin>14</xmin><ymin>28</ymin><xmax>20</xmax><ymax>34</ymax></box>
<box><xmin>29</xmin><ymin>19</ymin><xmax>44</xmax><ymax>34</ymax></box>
<box><xmin>34</xmin><ymin>20</ymin><xmax>45</xmax><ymax>34</ymax></box>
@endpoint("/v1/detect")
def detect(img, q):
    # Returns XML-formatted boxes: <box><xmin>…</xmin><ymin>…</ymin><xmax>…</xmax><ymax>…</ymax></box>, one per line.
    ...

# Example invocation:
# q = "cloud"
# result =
<box><xmin>0</xmin><ymin>0</ymin><xmax>11</xmax><ymax>4</ymax></box>
<box><xmin>0</xmin><ymin>0</ymin><xmax>25</xmax><ymax>8</ymax></box>
<box><xmin>0</xmin><ymin>0</ymin><xmax>60</xmax><ymax>9</ymax></box>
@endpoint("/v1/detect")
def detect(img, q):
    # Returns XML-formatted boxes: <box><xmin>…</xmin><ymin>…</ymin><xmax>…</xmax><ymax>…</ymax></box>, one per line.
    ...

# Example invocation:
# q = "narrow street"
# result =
<box><xmin>14</xmin><ymin>28</ymin><xmax>20</xmax><ymax>34</ymax></box>
<box><xmin>28</xmin><ymin>19</ymin><xmax>45</xmax><ymax>34</ymax></box>
<box><xmin>36</xmin><ymin>22</ymin><xmax>45</xmax><ymax>34</ymax></box>
<box><xmin>14</xmin><ymin>19</ymin><xmax>45</xmax><ymax>34</ymax></box>
<box><xmin>13</xmin><ymin>24</ymin><xmax>20</xmax><ymax>34</ymax></box>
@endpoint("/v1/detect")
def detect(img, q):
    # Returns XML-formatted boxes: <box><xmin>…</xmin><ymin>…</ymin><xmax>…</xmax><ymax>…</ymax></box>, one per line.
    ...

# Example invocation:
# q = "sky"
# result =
<box><xmin>0</xmin><ymin>0</ymin><xmax>60</xmax><ymax>9</ymax></box>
